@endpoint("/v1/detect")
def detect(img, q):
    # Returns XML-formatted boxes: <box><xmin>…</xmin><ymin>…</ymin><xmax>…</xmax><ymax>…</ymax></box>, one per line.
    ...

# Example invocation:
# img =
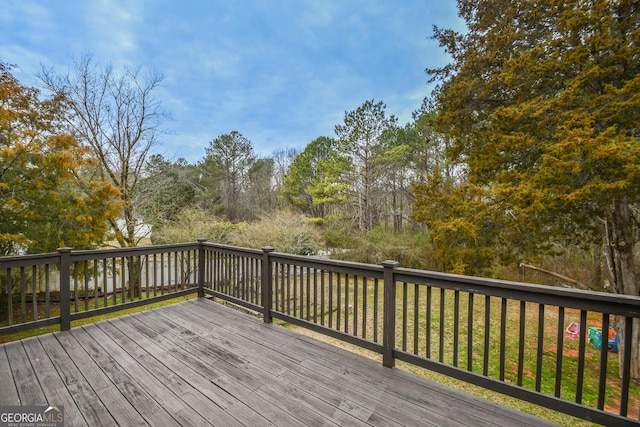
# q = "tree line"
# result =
<box><xmin>2</xmin><ymin>0</ymin><xmax>639</xmax><ymax>378</ymax></box>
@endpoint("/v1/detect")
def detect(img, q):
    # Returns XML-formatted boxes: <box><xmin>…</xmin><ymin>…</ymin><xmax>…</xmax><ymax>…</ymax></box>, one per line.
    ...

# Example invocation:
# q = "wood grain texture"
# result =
<box><xmin>0</xmin><ymin>298</ymin><xmax>561</xmax><ymax>427</ymax></box>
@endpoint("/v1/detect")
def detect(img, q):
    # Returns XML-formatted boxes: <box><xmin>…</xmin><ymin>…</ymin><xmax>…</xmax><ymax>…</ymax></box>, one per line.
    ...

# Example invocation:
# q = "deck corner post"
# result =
<box><xmin>261</xmin><ymin>246</ymin><xmax>275</xmax><ymax>323</ymax></box>
<box><xmin>58</xmin><ymin>247</ymin><xmax>72</xmax><ymax>331</ymax></box>
<box><xmin>197</xmin><ymin>238</ymin><xmax>208</xmax><ymax>298</ymax></box>
<box><xmin>382</xmin><ymin>260</ymin><xmax>399</xmax><ymax>368</ymax></box>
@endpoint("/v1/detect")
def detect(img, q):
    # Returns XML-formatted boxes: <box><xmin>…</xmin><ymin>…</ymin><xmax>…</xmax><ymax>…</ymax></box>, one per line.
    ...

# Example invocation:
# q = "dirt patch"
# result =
<box><xmin>544</xmin><ymin>344</ymin><xmax>580</xmax><ymax>358</ymax></box>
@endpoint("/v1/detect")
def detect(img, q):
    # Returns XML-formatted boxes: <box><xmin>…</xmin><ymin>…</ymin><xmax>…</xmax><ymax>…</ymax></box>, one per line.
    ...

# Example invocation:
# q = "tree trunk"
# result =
<box><xmin>126</xmin><ymin>257</ymin><xmax>142</xmax><ymax>301</ymax></box>
<box><xmin>604</xmin><ymin>197</ymin><xmax>640</xmax><ymax>380</ymax></box>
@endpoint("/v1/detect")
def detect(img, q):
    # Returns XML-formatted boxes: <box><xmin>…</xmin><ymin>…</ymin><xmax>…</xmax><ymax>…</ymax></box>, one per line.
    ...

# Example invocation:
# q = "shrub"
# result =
<box><xmin>151</xmin><ymin>207</ymin><xmax>244</xmax><ymax>245</ymax></box>
<box><xmin>228</xmin><ymin>211</ymin><xmax>322</xmax><ymax>255</ymax></box>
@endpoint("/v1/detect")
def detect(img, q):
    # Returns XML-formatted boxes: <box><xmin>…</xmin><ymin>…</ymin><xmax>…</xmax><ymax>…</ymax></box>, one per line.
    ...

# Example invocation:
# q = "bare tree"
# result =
<box><xmin>271</xmin><ymin>148</ymin><xmax>299</xmax><ymax>193</ymax></box>
<box><xmin>40</xmin><ymin>54</ymin><xmax>168</xmax><ymax>248</ymax></box>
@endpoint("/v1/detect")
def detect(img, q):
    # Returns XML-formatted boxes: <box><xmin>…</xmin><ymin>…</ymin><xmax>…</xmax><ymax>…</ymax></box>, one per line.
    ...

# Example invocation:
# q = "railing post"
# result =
<box><xmin>382</xmin><ymin>260</ymin><xmax>399</xmax><ymax>368</ymax></box>
<box><xmin>58</xmin><ymin>247</ymin><xmax>72</xmax><ymax>332</ymax></box>
<box><xmin>261</xmin><ymin>246</ymin><xmax>275</xmax><ymax>323</ymax></box>
<box><xmin>197</xmin><ymin>238</ymin><xmax>208</xmax><ymax>298</ymax></box>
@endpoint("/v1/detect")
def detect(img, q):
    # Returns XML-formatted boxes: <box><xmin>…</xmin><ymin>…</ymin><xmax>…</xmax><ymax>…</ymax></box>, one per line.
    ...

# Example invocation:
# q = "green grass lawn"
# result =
<box><xmin>273</xmin><ymin>272</ymin><xmax>637</xmax><ymax>426</ymax></box>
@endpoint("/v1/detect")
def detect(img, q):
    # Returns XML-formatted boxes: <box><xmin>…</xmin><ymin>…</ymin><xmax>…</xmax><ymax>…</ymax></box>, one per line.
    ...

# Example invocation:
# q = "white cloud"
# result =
<box><xmin>0</xmin><ymin>1</ymin><xmax>52</xmax><ymax>28</ymax></box>
<box><xmin>80</xmin><ymin>0</ymin><xmax>143</xmax><ymax>64</ymax></box>
<box><xmin>2</xmin><ymin>0</ymin><xmax>460</xmax><ymax>162</ymax></box>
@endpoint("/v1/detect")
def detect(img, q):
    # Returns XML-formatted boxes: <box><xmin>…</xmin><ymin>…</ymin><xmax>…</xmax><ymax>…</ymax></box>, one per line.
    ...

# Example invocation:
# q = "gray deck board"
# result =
<box><xmin>20</xmin><ymin>336</ymin><xmax>86</xmax><ymax>426</ymax></box>
<box><xmin>124</xmin><ymin>312</ymin><xmax>304</xmax><ymax>426</ymax></box>
<box><xmin>133</xmin><ymin>310</ymin><xmax>325</xmax><ymax>426</ymax></box>
<box><xmin>4</xmin><ymin>340</ymin><xmax>47</xmax><ymax>406</ymax></box>
<box><xmin>0</xmin><ymin>345</ymin><xmax>21</xmax><ymax>405</ymax></box>
<box><xmin>0</xmin><ymin>298</ymin><xmax>561</xmax><ymax>426</ymax></box>
<box><xmin>91</xmin><ymin>321</ymin><xmax>227</xmax><ymax>427</ymax></box>
<box><xmin>53</xmin><ymin>331</ymin><xmax>149</xmax><ymax>426</ymax></box>
<box><xmin>101</xmin><ymin>317</ymin><xmax>252</xmax><ymax>426</ymax></box>
<box><xmin>37</xmin><ymin>333</ymin><xmax>118</xmax><ymax>426</ymax></box>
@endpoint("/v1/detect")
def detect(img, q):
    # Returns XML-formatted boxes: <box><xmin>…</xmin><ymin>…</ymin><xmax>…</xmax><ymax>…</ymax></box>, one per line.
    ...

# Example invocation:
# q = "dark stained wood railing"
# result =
<box><xmin>203</xmin><ymin>243</ymin><xmax>640</xmax><ymax>427</ymax></box>
<box><xmin>2</xmin><ymin>240</ymin><xmax>639</xmax><ymax>426</ymax></box>
<box><xmin>0</xmin><ymin>243</ymin><xmax>200</xmax><ymax>334</ymax></box>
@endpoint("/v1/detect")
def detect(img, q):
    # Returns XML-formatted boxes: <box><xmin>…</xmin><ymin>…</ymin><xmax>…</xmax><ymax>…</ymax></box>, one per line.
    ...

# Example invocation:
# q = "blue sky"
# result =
<box><xmin>2</xmin><ymin>0</ymin><xmax>463</xmax><ymax>163</ymax></box>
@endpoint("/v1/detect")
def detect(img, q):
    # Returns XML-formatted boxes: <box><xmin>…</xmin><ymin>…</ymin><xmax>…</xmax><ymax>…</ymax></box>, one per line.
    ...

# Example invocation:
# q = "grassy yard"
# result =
<box><xmin>398</xmin><ymin>288</ymin><xmax>635</xmax><ymax>410</ymax></box>
<box><xmin>272</xmin><ymin>271</ymin><xmax>638</xmax><ymax>426</ymax></box>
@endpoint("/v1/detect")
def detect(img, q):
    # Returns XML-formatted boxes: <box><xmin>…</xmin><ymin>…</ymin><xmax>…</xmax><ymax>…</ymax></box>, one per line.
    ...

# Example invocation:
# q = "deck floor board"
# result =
<box><xmin>0</xmin><ymin>345</ymin><xmax>21</xmax><ymax>405</ymax></box>
<box><xmin>1</xmin><ymin>298</ymin><xmax>560</xmax><ymax>427</ymax></box>
<box><xmin>36</xmin><ymin>332</ymin><xmax>118</xmax><ymax>426</ymax></box>
<box><xmin>4</xmin><ymin>340</ymin><xmax>48</xmax><ymax>406</ymax></box>
<box><xmin>20</xmin><ymin>336</ymin><xmax>86</xmax><ymax>426</ymax></box>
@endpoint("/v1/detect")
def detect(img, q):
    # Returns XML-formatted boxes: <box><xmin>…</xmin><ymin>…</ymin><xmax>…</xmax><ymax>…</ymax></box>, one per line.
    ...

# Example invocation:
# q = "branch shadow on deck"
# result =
<box><xmin>1</xmin><ymin>298</ymin><xmax>560</xmax><ymax>426</ymax></box>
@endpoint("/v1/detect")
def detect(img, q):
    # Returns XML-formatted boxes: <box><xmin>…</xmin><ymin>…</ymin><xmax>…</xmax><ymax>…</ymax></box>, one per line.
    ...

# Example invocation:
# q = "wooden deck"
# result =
<box><xmin>1</xmin><ymin>299</ymin><xmax>561</xmax><ymax>426</ymax></box>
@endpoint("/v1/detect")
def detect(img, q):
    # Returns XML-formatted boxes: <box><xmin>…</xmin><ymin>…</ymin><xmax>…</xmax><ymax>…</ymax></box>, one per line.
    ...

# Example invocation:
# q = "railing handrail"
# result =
<box><xmin>3</xmin><ymin>242</ymin><xmax>638</xmax><ymax>310</ymax></box>
<box><xmin>3</xmin><ymin>241</ymin><xmax>639</xmax><ymax>334</ymax></box>
<box><xmin>202</xmin><ymin>241</ymin><xmax>262</xmax><ymax>257</ymax></box>
<box><xmin>0</xmin><ymin>242</ymin><xmax>205</xmax><ymax>335</ymax></box>
<box><xmin>394</xmin><ymin>267</ymin><xmax>640</xmax><ymax>316</ymax></box>
<box><xmin>0</xmin><ymin>252</ymin><xmax>61</xmax><ymax>269</ymax></box>
<box><xmin>0</xmin><ymin>242</ymin><xmax>203</xmax><ymax>266</ymax></box>
<box><xmin>2</xmin><ymin>240</ymin><xmax>640</xmax><ymax>425</ymax></box>
<box><xmin>68</xmin><ymin>242</ymin><xmax>202</xmax><ymax>261</ymax></box>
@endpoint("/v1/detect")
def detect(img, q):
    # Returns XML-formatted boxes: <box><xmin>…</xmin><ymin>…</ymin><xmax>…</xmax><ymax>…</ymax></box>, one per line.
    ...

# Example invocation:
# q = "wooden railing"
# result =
<box><xmin>2</xmin><ymin>240</ymin><xmax>639</xmax><ymax>426</ymax></box>
<box><xmin>0</xmin><ymin>242</ymin><xmax>202</xmax><ymax>335</ymax></box>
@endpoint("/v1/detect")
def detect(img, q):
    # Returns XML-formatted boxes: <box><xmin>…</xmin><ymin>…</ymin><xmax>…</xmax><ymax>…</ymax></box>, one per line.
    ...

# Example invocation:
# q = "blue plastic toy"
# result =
<box><xmin>587</xmin><ymin>327</ymin><xmax>618</xmax><ymax>352</ymax></box>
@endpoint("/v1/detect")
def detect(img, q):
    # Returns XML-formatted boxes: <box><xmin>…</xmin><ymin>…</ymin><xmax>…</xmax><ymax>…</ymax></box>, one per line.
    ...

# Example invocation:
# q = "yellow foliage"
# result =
<box><xmin>0</xmin><ymin>61</ymin><xmax>121</xmax><ymax>254</ymax></box>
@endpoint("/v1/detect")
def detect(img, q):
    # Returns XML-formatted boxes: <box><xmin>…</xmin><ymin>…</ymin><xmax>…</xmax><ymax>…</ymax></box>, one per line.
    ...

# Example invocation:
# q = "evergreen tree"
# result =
<box><xmin>335</xmin><ymin>100</ymin><xmax>398</xmax><ymax>232</ymax></box>
<box><xmin>425</xmin><ymin>0</ymin><xmax>640</xmax><ymax>378</ymax></box>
